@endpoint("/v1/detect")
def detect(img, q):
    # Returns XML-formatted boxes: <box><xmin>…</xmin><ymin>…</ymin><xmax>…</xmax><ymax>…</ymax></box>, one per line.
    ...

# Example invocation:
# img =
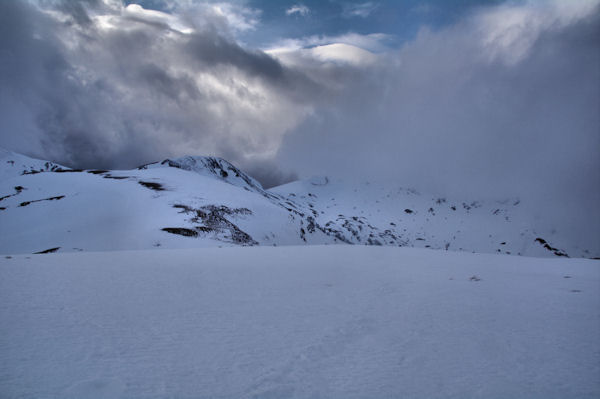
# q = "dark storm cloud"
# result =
<box><xmin>0</xmin><ymin>1</ymin><xmax>76</xmax><ymax>156</ymax></box>
<box><xmin>185</xmin><ymin>31</ymin><xmax>285</xmax><ymax>80</ymax></box>
<box><xmin>0</xmin><ymin>1</ymin><xmax>314</xmax><ymax>179</ymax></box>
<box><xmin>136</xmin><ymin>63</ymin><xmax>202</xmax><ymax>102</ymax></box>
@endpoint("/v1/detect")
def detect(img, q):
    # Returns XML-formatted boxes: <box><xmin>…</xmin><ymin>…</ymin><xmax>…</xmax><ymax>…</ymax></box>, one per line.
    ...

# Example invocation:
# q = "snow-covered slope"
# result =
<box><xmin>1</xmin><ymin>246</ymin><xmax>598</xmax><ymax>398</ymax></box>
<box><xmin>0</xmin><ymin>148</ymin><xmax>67</xmax><ymax>181</ymax></box>
<box><xmin>270</xmin><ymin>176</ymin><xmax>589</xmax><ymax>258</ymax></box>
<box><xmin>0</xmin><ymin>149</ymin><xmax>597</xmax><ymax>257</ymax></box>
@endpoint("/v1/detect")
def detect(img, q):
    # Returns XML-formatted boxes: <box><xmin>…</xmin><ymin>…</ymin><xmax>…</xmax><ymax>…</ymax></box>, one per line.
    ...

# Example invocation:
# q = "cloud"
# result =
<box><xmin>243</xmin><ymin>160</ymin><xmax>298</xmax><ymax>189</ymax></box>
<box><xmin>475</xmin><ymin>0</ymin><xmax>600</xmax><ymax>65</ymax></box>
<box><xmin>274</xmin><ymin>0</ymin><xmax>600</xmax><ymax>248</ymax></box>
<box><xmin>0</xmin><ymin>1</ymin><xmax>314</xmax><ymax>178</ymax></box>
<box><xmin>209</xmin><ymin>2</ymin><xmax>261</xmax><ymax>33</ymax></box>
<box><xmin>122</xmin><ymin>3</ymin><xmax>194</xmax><ymax>33</ymax></box>
<box><xmin>265</xmin><ymin>32</ymin><xmax>392</xmax><ymax>54</ymax></box>
<box><xmin>286</xmin><ymin>4</ymin><xmax>310</xmax><ymax>17</ymax></box>
<box><xmin>342</xmin><ymin>2</ymin><xmax>379</xmax><ymax>18</ymax></box>
<box><xmin>308</xmin><ymin>43</ymin><xmax>377</xmax><ymax>66</ymax></box>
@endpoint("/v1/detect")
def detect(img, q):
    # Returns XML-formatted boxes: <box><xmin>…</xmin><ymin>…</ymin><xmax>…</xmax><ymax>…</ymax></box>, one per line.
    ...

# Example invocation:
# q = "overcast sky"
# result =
<box><xmin>1</xmin><ymin>0</ymin><xmax>599</xmax><ymax>241</ymax></box>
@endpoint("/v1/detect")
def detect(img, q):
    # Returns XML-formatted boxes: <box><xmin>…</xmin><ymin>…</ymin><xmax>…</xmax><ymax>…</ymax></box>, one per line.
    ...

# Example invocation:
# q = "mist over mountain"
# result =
<box><xmin>0</xmin><ymin>1</ymin><xmax>598</xmax><ymax>249</ymax></box>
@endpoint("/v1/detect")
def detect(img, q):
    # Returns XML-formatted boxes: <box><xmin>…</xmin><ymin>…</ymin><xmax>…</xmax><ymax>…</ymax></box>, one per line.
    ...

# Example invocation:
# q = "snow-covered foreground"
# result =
<box><xmin>1</xmin><ymin>246</ymin><xmax>598</xmax><ymax>398</ymax></box>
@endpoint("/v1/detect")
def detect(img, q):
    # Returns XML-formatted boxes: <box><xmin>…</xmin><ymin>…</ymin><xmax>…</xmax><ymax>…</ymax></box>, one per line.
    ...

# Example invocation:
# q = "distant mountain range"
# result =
<box><xmin>0</xmin><ymin>148</ymin><xmax>595</xmax><ymax>258</ymax></box>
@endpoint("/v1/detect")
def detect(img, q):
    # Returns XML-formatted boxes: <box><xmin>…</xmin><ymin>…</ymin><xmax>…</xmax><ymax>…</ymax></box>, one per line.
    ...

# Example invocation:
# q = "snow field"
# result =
<box><xmin>1</xmin><ymin>246</ymin><xmax>598</xmax><ymax>398</ymax></box>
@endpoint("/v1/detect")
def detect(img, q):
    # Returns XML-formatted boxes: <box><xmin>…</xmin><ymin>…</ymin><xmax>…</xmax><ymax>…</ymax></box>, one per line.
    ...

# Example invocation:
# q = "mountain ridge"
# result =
<box><xmin>0</xmin><ymin>149</ymin><xmax>595</xmax><ymax>258</ymax></box>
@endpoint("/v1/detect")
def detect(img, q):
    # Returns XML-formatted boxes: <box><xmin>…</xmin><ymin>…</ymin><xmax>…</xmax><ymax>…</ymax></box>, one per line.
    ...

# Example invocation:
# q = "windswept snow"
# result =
<box><xmin>0</xmin><ymin>246</ymin><xmax>598</xmax><ymax>398</ymax></box>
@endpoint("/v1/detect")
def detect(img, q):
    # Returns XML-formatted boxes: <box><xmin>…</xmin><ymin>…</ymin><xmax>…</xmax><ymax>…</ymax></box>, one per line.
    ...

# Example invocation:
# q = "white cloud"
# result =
<box><xmin>474</xmin><ymin>0</ymin><xmax>600</xmax><ymax>65</ymax></box>
<box><xmin>286</xmin><ymin>4</ymin><xmax>310</xmax><ymax>17</ymax></box>
<box><xmin>123</xmin><ymin>4</ymin><xmax>194</xmax><ymax>34</ymax></box>
<box><xmin>342</xmin><ymin>2</ymin><xmax>379</xmax><ymax>18</ymax></box>
<box><xmin>265</xmin><ymin>32</ymin><xmax>391</xmax><ymax>55</ymax></box>
<box><xmin>308</xmin><ymin>43</ymin><xmax>377</xmax><ymax>66</ymax></box>
<box><xmin>210</xmin><ymin>3</ymin><xmax>261</xmax><ymax>32</ymax></box>
<box><xmin>129</xmin><ymin>1</ymin><xmax>262</xmax><ymax>34</ymax></box>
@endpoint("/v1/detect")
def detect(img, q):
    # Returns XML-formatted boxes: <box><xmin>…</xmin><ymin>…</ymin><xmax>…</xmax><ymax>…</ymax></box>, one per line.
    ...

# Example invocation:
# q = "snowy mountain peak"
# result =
<box><xmin>140</xmin><ymin>155</ymin><xmax>267</xmax><ymax>195</ymax></box>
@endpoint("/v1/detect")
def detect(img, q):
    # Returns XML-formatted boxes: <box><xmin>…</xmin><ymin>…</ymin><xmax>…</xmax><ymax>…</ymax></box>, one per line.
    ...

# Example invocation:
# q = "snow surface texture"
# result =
<box><xmin>0</xmin><ymin>149</ymin><xmax>597</xmax><ymax>258</ymax></box>
<box><xmin>0</xmin><ymin>246</ymin><xmax>598</xmax><ymax>398</ymax></box>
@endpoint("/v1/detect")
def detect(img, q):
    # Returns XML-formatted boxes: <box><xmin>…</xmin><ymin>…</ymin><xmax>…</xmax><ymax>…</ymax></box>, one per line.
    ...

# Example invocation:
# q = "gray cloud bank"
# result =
<box><xmin>279</xmin><ymin>2</ymin><xmax>600</xmax><ymax>239</ymax></box>
<box><xmin>0</xmin><ymin>1</ymin><xmax>598</xmax><ymax>246</ymax></box>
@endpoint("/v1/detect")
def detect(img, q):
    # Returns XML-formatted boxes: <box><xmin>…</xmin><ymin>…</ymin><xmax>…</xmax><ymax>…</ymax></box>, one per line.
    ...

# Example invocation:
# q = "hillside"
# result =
<box><xmin>0</xmin><ymin>149</ymin><xmax>596</xmax><ymax>258</ymax></box>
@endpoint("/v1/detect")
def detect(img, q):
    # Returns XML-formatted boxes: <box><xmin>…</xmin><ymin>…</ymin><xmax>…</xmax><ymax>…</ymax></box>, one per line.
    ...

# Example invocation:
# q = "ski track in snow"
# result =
<box><xmin>0</xmin><ymin>246</ymin><xmax>598</xmax><ymax>398</ymax></box>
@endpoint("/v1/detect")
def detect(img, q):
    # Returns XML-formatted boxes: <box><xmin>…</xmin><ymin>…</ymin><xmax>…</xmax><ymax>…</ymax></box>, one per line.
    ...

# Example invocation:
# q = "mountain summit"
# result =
<box><xmin>139</xmin><ymin>156</ymin><xmax>267</xmax><ymax>196</ymax></box>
